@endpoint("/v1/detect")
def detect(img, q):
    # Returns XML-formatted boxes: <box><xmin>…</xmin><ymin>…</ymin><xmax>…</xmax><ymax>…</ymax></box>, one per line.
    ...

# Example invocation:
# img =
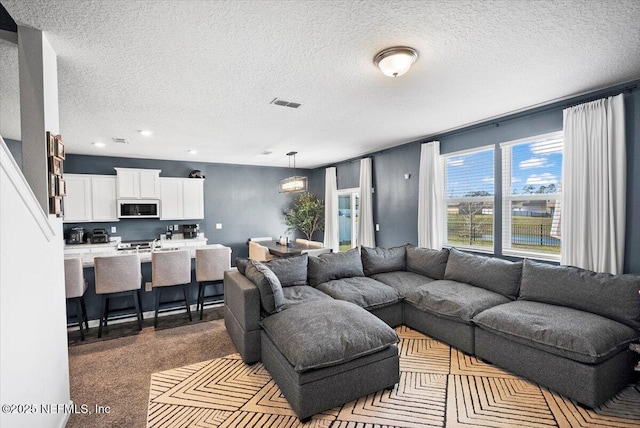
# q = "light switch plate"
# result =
<box><xmin>375</xmin><ymin>224</ymin><xmax>380</xmax><ymax>231</ymax></box>
<box><xmin>111</xmin><ymin>226</ymin><xmax>117</xmax><ymax>233</ymax></box>
<box><xmin>216</xmin><ymin>223</ymin><xmax>222</xmax><ymax>229</ymax></box>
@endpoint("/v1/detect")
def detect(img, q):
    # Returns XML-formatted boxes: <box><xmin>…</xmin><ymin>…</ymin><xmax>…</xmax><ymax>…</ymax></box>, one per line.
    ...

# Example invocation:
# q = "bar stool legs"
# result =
<box><xmin>98</xmin><ymin>291</ymin><xmax>143</xmax><ymax>338</ymax></box>
<box><xmin>197</xmin><ymin>281</ymin><xmax>224</xmax><ymax>320</ymax></box>
<box><xmin>68</xmin><ymin>296</ymin><xmax>88</xmax><ymax>341</ymax></box>
<box><xmin>154</xmin><ymin>285</ymin><xmax>192</xmax><ymax>328</ymax></box>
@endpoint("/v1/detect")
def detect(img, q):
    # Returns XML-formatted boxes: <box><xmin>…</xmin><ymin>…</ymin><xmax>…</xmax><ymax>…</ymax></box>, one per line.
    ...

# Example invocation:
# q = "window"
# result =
<box><xmin>337</xmin><ymin>188</ymin><xmax>360</xmax><ymax>251</ymax></box>
<box><xmin>444</xmin><ymin>146</ymin><xmax>494</xmax><ymax>252</ymax></box>
<box><xmin>501</xmin><ymin>132</ymin><xmax>562</xmax><ymax>260</ymax></box>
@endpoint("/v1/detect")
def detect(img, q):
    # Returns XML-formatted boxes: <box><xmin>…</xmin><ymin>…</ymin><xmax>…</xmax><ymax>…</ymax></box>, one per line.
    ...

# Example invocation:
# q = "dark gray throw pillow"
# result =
<box><xmin>244</xmin><ymin>260</ymin><xmax>285</xmax><ymax>314</ymax></box>
<box><xmin>444</xmin><ymin>248</ymin><xmax>522</xmax><ymax>299</ymax></box>
<box><xmin>307</xmin><ymin>248</ymin><xmax>365</xmax><ymax>287</ymax></box>
<box><xmin>235</xmin><ymin>257</ymin><xmax>249</xmax><ymax>275</ymax></box>
<box><xmin>360</xmin><ymin>245</ymin><xmax>406</xmax><ymax>276</ymax></box>
<box><xmin>519</xmin><ymin>259</ymin><xmax>640</xmax><ymax>329</ymax></box>
<box><xmin>264</xmin><ymin>254</ymin><xmax>308</xmax><ymax>287</ymax></box>
<box><xmin>406</xmin><ymin>245</ymin><xmax>449</xmax><ymax>280</ymax></box>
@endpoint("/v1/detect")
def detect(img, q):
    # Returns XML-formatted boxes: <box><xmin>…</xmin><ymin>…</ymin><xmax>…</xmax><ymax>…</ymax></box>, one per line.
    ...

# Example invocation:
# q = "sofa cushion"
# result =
<box><xmin>405</xmin><ymin>280</ymin><xmax>511</xmax><ymax>324</ymax></box>
<box><xmin>519</xmin><ymin>259</ymin><xmax>640</xmax><ymax>329</ymax></box>
<box><xmin>474</xmin><ymin>300</ymin><xmax>640</xmax><ymax>364</ymax></box>
<box><xmin>244</xmin><ymin>260</ymin><xmax>285</xmax><ymax>314</ymax></box>
<box><xmin>444</xmin><ymin>248</ymin><xmax>522</xmax><ymax>299</ymax></box>
<box><xmin>261</xmin><ymin>300</ymin><xmax>399</xmax><ymax>372</ymax></box>
<box><xmin>406</xmin><ymin>246</ymin><xmax>449</xmax><ymax>280</ymax></box>
<box><xmin>308</xmin><ymin>248</ymin><xmax>365</xmax><ymax>287</ymax></box>
<box><xmin>282</xmin><ymin>285</ymin><xmax>332</xmax><ymax>309</ymax></box>
<box><xmin>361</xmin><ymin>245</ymin><xmax>406</xmax><ymax>276</ymax></box>
<box><xmin>316</xmin><ymin>277</ymin><xmax>401</xmax><ymax>310</ymax></box>
<box><xmin>264</xmin><ymin>254</ymin><xmax>308</xmax><ymax>287</ymax></box>
<box><xmin>371</xmin><ymin>271</ymin><xmax>435</xmax><ymax>298</ymax></box>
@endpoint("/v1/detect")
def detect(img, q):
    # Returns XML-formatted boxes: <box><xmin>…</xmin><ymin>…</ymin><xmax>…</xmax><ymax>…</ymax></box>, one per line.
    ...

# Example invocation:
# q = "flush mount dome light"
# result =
<box><xmin>373</xmin><ymin>46</ymin><xmax>418</xmax><ymax>77</ymax></box>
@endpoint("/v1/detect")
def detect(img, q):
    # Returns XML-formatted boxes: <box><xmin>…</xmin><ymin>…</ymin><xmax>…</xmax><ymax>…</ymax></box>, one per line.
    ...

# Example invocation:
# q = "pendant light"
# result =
<box><xmin>278</xmin><ymin>151</ymin><xmax>308</xmax><ymax>193</ymax></box>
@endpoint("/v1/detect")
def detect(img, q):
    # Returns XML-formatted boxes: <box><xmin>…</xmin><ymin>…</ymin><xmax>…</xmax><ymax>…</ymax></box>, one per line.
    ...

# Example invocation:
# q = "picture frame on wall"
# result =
<box><xmin>49</xmin><ymin>174</ymin><xmax>57</xmax><ymax>197</ymax></box>
<box><xmin>56</xmin><ymin>177</ymin><xmax>66</xmax><ymax>196</ymax></box>
<box><xmin>49</xmin><ymin>157</ymin><xmax>62</xmax><ymax>176</ymax></box>
<box><xmin>46</xmin><ymin>132</ymin><xmax>56</xmax><ymax>157</ymax></box>
<box><xmin>49</xmin><ymin>197</ymin><xmax>62</xmax><ymax>216</ymax></box>
<box><xmin>55</xmin><ymin>135</ymin><xmax>65</xmax><ymax>159</ymax></box>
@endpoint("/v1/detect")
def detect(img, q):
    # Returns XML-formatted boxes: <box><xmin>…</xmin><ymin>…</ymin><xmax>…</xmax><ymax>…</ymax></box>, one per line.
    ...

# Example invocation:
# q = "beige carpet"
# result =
<box><xmin>147</xmin><ymin>326</ymin><xmax>640</xmax><ymax>428</ymax></box>
<box><xmin>67</xmin><ymin>308</ymin><xmax>236</xmax><ymax>428</ymax></box>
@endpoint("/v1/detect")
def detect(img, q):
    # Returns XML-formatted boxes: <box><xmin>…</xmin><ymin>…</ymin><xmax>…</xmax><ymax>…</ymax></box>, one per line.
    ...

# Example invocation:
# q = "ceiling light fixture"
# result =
<box><xmin>373</xmin><ymin>46</ymin><xmax>418</xmax><ymax>77</ymax></box>
<box><xmin>278</xmin><ymin>151</ymin><xmax>308</xmax><ymax>193</ymax></box>
<box><xmin>92</xmin><ymin>142</ymin><xmax>105</xmax><ymax>148</ymax></box>
<box><xmin>138</xmin><ymin>130</ymin><xmax>153</xmax><ymax>137</ymax></box>
<box><xmin>187</xmin><ymin>149</ymin><xmax>198</xmax><ymax>155</ymax></box>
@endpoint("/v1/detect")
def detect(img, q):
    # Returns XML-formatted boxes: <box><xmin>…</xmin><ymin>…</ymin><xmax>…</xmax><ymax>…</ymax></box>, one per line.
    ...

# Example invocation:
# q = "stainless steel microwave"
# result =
<box><xmin>117</xmin><ymin>200</ymin><xmax>160</xmax><ymax>218</ymax></box>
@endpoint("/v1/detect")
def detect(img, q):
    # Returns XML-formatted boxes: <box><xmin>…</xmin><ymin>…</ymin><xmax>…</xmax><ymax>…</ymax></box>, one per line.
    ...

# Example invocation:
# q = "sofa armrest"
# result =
<box><xmin>224</xmin><ymin>268</ymin><xmax>261</xmax><ymax>332</ymax></box>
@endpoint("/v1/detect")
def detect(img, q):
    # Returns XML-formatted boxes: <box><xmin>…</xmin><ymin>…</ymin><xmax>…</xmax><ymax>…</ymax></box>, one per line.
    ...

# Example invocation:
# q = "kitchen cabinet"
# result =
<box><xmin>64</xmin><ymin>175</ymin><xmax>118</xmax><ymax>223</ymax></box>
<box><xmin>114</xmin><ymin>168</ymin><xmax>161</xmax><ymax>199</ymax></box>
<box><xmin>160</xmin><ymin>178</ymin><xmax>204</xmax><ymax>220</ymax></box>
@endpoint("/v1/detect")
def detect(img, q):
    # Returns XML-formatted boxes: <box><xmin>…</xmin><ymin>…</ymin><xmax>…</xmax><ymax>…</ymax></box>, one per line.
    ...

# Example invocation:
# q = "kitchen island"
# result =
<box><xmin>63</xmin><ymin>236</ymin><xmax>231</xmax><ymax>328</ymax></box>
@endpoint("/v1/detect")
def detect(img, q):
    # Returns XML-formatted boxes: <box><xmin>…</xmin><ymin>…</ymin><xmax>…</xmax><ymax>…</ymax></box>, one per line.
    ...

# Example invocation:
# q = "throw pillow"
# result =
<box><xmin>235</xmin><ymin>257</ymin><xmax>249</xmax><ymax>275</ymax></box>
<box><xmin>406</xmin><ymin>245</ymin><xmax>449</xmax><ymax>279</ymax></box>
<box><xmin>444</xmin><ymin>248</ymin><xmax>522</xmax><ymax>299</ymax></box>
<box><xmin>244</xmin><ymin>259</ymin><xmax>286</xmax><ymax>314</ymax></box>
<box><xmin>360</xmin><ymin>245</ymin><xmax>407</xmax><ymax>276</ymax></box>
<box><xmin>264</xmin><ymin>254</ymin><xmax>308</xmax><ymax>286</ymax></box>
<box><xmin>307</xmin><ymin>248</ymin><xmax>365</xmax><ymax>287</ymax></box>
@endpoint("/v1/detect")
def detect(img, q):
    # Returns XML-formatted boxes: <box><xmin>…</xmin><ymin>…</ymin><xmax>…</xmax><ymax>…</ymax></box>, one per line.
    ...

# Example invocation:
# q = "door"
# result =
<box><xmin>160</xmin><ymin>178</ymin><xmax>183</xmax><ymax>220</ymax></box>
<box><xmin>139</xmin><ymin>170</ymin><xmax>159</xmax><ymax>199</ymax></box>
<box><xmin>182</xmin><ymin>179</ymin><xmax>204</xmax><ymax>219</ymax></box>
<box><xmin>116</xmin><ymin>169</ymin><xmax>139</xmax><ymax>199</ymax></box>
<box><xmin>337</xmin><ymin>189</ymin><xmax>360</xmax><ymax>251</ymax></box>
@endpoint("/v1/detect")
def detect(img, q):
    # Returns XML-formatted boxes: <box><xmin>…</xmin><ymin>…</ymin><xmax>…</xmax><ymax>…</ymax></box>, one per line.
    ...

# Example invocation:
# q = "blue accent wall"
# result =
<box><xmin>64</xmin><ymin>154</ymin><xmax>325</xmax><ymax>259</ymax></box>
<box><xmin>333</xmin><ymin>81</ymin><xmax>640</xmax><ymax>273</ymax></box>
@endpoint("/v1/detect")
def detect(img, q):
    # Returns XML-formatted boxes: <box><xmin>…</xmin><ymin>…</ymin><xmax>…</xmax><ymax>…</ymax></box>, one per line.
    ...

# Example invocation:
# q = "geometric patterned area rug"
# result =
<box><xmin>147</xmin><ymin>326</ymin><xmax>640</xmax><ymax>427</ymax></box>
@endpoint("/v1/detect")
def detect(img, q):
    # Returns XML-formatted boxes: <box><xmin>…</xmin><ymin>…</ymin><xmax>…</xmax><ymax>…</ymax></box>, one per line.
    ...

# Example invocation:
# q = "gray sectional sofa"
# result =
<box><xmin>224</xmin><ymin>245</ymin><xmax>640</xmax><ymax>419</ymax></box>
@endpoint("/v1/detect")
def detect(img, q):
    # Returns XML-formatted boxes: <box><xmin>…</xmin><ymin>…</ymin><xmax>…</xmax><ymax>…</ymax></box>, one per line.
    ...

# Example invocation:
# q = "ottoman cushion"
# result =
<box><xmin>261</xmin><ymin>300</ymin><xmax>399</xmax><ymax>372</ymax></box>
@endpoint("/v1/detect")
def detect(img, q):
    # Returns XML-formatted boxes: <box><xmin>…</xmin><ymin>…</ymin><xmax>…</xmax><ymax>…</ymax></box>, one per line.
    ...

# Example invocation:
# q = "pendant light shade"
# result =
<box><xmin>374</xmin><ymin>46</ymin><xmax>418</xmax><ymax>77</ymax></box>
<box><xmin>279</xmin><ymin>151</ymin><xmax>308</xmax><ymax>193</ymax></box>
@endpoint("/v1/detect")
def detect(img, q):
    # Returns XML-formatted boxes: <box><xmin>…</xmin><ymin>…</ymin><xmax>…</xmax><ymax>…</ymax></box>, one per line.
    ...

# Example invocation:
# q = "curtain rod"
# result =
<box><xmin>324</xmin><ymin>81</ymin><xmax>637</xmax><ymax>169</ymax></box>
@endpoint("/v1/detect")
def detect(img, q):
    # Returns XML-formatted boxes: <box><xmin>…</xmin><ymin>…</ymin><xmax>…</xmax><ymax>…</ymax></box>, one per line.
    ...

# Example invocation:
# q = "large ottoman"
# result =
<box><xmin>260</xmin><ymin>300</ymin><xmax>400</xmax><ymax>421</ymax></box>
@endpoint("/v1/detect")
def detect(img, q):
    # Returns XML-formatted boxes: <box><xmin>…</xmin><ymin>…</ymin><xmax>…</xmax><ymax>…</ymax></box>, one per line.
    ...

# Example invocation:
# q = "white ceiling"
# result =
<box><xmin>1</xmin><ymin>0</ymin><xmax>639</xmax><ymax>168</ymax></box>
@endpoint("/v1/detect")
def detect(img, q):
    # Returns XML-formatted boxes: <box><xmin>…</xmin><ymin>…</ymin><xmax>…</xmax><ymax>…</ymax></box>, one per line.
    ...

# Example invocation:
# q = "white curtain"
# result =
<box><xmin>418</xmin><ymin>141</ymin><xmax>445</xmax><ymax>249</ymax></box>
<box><xmin>562</xmin><ymin>94</ymin><xmax>626</xmax><ymax>274</ymax></box>
<box><xmin>323</xmin><ymin>167</ymin><xmax>339</xmax><ymax>252</ymax></box>
<box><xmin>358</xmin><ymin>158</ymin><xmax>376</xmax><ymax>248</ymax></box>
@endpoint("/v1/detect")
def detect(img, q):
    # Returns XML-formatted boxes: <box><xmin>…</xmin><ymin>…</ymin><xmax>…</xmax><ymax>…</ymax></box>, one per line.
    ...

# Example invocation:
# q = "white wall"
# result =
<box><xmin>1</xmin><ymin>100</ymin><xmax>70</xmax><ymax>428</ymax></box>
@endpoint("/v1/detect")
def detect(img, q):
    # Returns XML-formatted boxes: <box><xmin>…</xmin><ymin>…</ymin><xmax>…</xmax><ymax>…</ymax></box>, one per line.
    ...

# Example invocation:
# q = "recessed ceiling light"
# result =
<box><xmin>92</xmin><ymin>142</ymin><xmax>106</xmax><ymax>148</ymax></box>
<box><xmin>138</xmin><ymin>130</ymin><xmax>153</xmax><ymax>137</ymax></box>
<box><xmin>187</xmin><ymin>149</ymin><xmax>198</xmax><ymax>155</ymax></box>
<box><xmin>260</xmin><ymin>150</ymin><xmax>273</xmax><ymax>155</ymax></box>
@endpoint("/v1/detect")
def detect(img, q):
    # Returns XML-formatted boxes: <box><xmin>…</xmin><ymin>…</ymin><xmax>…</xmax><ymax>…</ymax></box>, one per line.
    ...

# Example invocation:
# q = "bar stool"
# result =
<box><xmin>152</xmin><ymin>250</ymin><xmax>192</xmax><ymax>328</ymax></box>
<box><xmin>249</xmin><ymin>241</ymin><xmax>273</xmax><ymax>261</ymax></box>
<box><xmin>64</xmin><ymin>257</ymin><xmax>89</xmax><ymax>340</ymax></box>
<box><xmin>94</xmin><ymin>254</ymin><xmax>143</xmax><ymax>338</ymax></box>
<box><xmin>195</xmin><ymin>245</ymin><xmax>231</xmax><ymax>320</ymax></box>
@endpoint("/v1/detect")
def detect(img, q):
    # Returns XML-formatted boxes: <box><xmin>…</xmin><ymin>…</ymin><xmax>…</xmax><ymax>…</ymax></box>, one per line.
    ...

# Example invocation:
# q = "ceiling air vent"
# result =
<box><xmin>112</xmin><ymin>137</ymin><xmax>129</xmax><ymax>144</ymax></box>
<box><xmin>270</xmin><ymin>98</ymin><xmax>302</xmax><ymax>109</ymax></box>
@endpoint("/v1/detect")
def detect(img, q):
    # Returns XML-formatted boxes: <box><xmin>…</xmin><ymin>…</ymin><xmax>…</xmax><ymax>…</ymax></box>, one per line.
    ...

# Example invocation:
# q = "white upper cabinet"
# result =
<box><xmin>160</xmin><ymin>178</ymin><xmax>204</xmax><ymax>220</ymax></box>
<box><xmin>64</xmin><ymin>174</ymin><xmax>117</xmax><ymax>223</ymax></box>
<box><xmin>115</xmin><ymin>168</ymin><xmax>160</xmax><ymax>199</ymax></box>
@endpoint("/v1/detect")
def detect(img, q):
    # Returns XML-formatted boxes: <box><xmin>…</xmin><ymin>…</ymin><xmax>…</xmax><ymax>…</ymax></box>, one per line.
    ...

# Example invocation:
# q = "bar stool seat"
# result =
<box><xmin>64</xmin><ymin>257</ymin><xmax>89</xmax><ymax>340</ymax></box>
<box><xmin>195</xmin><ymin>245</ymin><xmax>231</xmax><ymax>320</ymax></box>
<box><xmin>94</xmin><ymin>254</ymin><xmax>143</xmax><ymax>338</ymax></box>
<box><xmin>152</xmin><ymin>250</ymin><xmax>192</xmax><ymax>328</ymax></box>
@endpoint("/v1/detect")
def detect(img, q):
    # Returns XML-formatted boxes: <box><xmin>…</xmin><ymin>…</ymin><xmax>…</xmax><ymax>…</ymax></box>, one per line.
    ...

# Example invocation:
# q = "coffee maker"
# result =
<box><xmin>183</xmin><ymin>224</ymin><xmax>198</xmax><ymax>239</ymax></box>
<box><xmin>66</xmin><ymin>227</ymin><xmax>85</xmax><ymax>244</ymax></box>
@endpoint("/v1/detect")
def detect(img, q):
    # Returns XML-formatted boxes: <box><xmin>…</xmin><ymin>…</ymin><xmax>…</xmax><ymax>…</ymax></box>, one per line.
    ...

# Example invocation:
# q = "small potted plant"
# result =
<box><xmin>284</xmin><ymin>192</ymin><xmax>325</xmax><ymax>241</ymax></box>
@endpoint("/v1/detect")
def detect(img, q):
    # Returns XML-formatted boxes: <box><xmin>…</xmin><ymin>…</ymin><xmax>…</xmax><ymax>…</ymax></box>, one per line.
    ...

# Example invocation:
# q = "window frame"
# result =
<box><xmin>500</xmin><ymin>131</ymin><xmax>562</xmax><ymax>261</ymax></box>
<box><xmin>442</xmin><ymin>145</ymin><xmax>495</xmax><ymax>254</ymax></box>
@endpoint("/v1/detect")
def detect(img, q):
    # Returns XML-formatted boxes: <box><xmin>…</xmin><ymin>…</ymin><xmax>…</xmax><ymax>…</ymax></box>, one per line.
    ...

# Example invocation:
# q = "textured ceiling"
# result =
<box><xmin>1</xmin><ymin>0</ymin><xmax>639</xmax><ymax>168</ymax></box>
